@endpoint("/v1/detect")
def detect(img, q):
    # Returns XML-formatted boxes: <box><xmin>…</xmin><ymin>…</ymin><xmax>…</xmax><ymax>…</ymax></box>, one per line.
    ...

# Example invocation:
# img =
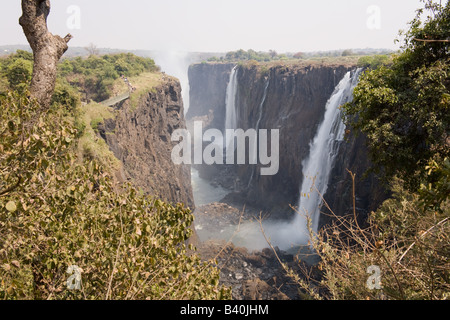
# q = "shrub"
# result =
<box><xmin>52</xmin><ymin>78</ymin><xmax>81</xmax><ymax>112</ymax></box>
<box><xmin>343</xmin><ymin>0</ymin><xmax>450</xmax><ymax>194</ymax></box>
<box><xmin>5</xmin><ymin>58</ymin><xmax>33</xmax><ymax>90</ymax></box>
<box><xmin>280</xmin><ymin>174</ymin><xmax>449</xmax><ymax>300</ymax></box>
<box><xmin>0</xmin><ymin>91</ymin><xmax>231</xmax><ymax>300</ymax></box>
<box><xmin>57</xmin><ymin>53</ymin><xmax>159</xmax><ymax>103</ymax></box>
<box><xmin>357</xmin><ymin>55</ymin><xmax>392</xmax><ymax>69</ymax></box>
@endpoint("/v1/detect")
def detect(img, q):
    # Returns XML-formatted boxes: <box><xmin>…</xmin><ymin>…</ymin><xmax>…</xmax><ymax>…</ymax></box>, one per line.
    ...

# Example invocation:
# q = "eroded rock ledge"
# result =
<box><xmin>98</xmin><ymin>76</ymin><xmax>195</xmax><ymax>210</ymax></box>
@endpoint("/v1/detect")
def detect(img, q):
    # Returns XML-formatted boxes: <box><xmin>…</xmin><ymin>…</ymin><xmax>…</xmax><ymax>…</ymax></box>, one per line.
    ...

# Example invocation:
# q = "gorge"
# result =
<box><xmin>93</xmin><ymin>56</ymin><xmax>387</xmax><ymax>252</ymax></box>
<box><xmin>91</xmin><ymin>57</ymin><xmax>388</xmax><ymax>298</ymax></box>
<box><xmin>186</xmin><ymin>60</ymin><xmax>387</xmax><ymax>251</ymax></box>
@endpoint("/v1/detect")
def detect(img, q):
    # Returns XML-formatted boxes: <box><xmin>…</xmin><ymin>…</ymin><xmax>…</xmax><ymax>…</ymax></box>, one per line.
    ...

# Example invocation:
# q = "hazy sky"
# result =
<box><xmin>1</xmin><ymin>0</ymin><xmax>428</xmax><ymax>53</ymax></box>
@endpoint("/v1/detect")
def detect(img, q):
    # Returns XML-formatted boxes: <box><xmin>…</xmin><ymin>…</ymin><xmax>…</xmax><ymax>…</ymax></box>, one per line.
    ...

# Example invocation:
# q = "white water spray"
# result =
<box><xmin>247</xmin><ymin>76</ymin><xmax>270</xmax><ymax>189</ymax></box>
<box><xmin>294</xmin><ymin>68</ymin><xmax>363</xmax><ymax>237</ymax></box>
<box><xmin>225</xmin><ymin>66</ymin><xmax>239</xmax><ymax>149</ymax></box>
<box><xmin>151</xmin><ymin>51</ymin><xmax>191</xmax><ymax>115</ymax></box>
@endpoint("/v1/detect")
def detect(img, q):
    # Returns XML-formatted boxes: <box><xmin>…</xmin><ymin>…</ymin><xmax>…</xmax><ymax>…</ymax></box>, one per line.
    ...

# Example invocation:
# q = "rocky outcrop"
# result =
<box><xmin>320</xmin><ymin>130</ymin><xmax>389</xmax><ymax>228</ymax></box>
<box><xmin>187</xmin><ymin>61</ymin><xmax>387</xmax><ymax>223</ymax></box>
<box><xmin>194</xmin><ymin>202</ymin><xmax>322</xmax><ymax>300</ymax></box>
<box><xmin>98</xmin><ymin>76</ymin><xmax>195</xmax><ymax>210</ymax></box>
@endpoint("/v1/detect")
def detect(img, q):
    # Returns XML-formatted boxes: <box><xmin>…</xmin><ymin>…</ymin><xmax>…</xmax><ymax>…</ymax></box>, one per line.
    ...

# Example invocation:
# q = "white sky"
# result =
<box><xmin>0</xmin><ymin>0</ymin><xmax>428</xmax><ymax>53</ymax></box>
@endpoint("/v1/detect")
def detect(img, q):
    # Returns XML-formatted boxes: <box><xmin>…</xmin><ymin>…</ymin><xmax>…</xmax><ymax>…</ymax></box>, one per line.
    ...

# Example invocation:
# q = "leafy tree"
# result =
<box><xmin>293</xmin><ymin>52</ymin><xmax>305</xmax><ymax>59</ymax></box>
<box><xmin>0</xmin><ymin>91</ymin><xmax>231</xmax><ymax>300</ymax></box>
<box><xmin>357</xmin><ymin>55</ymin><xmax>392</xmax><ymax>69</ymax></box>
<box><xmin>343</xmin><ymin>0</ymin><xmax>450</xmax><ymax>199</ymax></box>
<box><xmin>10</xmin><ymin>49</ymin><xmax>33</xmax><ymax>62</ymax></box>
<box><xmin>52</xmin><ymin>78</ymin><xmax>81</xmax><ymax>112</ymax></box>
<box><xmin>341</xmin><ymin>49</ymin><xmax>354</xmax><ymax>56</ymax></box>
<box><xmin>0</xmin><ymin>50</ymin><xmax>34</xmax><ymax>93</ymax></box>
<box><xmin>5</xmin><ymin>58</ymin><xmax>33</xmax><ymax>91</ymax></box>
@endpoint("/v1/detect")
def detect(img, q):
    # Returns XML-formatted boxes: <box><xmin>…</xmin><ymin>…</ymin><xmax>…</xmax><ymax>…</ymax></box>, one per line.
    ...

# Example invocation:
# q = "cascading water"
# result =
<box><xmin>193</xmin><ymin>67</ymin><xmax>363</xmax><ymax>254</ymax></box>
<box><xmin>247</xmin><ymin>76</ymin><xmax>270</xmax><ymax>189</ymax></box>
<box><xmin>294</xmin><ymin>68</ymin><xmax>363</xmax><ymax>238</ymax></box>
<box><xmin>225</xmin><ymin>66</ymin><xmax>239</xmax><ymax>149</ymax></box>
<box><xmin>255</xmin><ymin>77</ymin><xmax>270</xmax><ymax>133</ymax></box>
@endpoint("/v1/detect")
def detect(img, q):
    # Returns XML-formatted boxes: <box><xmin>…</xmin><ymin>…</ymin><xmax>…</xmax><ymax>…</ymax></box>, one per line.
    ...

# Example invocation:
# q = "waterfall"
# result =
<box><xmin>225</xmin><ymin>66</ymin><xmax>239</xmax><ymax>149</ymax></box>
<box><xmin>255</xmin><ymin>77</ymin><xmax>270</xmax><ymax>133</ymax></box>
<box><xmin>295</xmin><ymin>68</ymin><xmax>363</xmax><ymax>237</ymax></box>
<box><xmin>247</xmin><ymin>76</ymin><xmax>270</xmax><ymax>189</ymax></box>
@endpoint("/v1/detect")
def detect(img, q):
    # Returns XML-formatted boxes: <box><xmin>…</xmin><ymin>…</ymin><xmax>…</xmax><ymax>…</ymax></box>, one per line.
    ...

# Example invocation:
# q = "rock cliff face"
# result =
<box><xmin>186</xmin><ymin>62</ymin><xmax>236</xmax><ymax>130</ymax></box>
<box><xmin>320</xmin><ymin>130</ymin><xmax>388</xmax><ymax>229</ymax></box>
<box><xmin>98</xmin><ymin>76</ymin><xmax>195</xmax><ymax>210</ymax></box>
<box><xmin>187</xmin><ymin>61</ymin><xmax>387</xmax><ymax>223</ymax></box>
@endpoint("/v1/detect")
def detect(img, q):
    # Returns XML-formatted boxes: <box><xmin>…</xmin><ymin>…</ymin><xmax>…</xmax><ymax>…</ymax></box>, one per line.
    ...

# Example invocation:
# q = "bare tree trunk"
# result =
<box><xmin>19</xmin><ymin>0</ymin><xmax>72</xmax><ymax>108</ymax></box>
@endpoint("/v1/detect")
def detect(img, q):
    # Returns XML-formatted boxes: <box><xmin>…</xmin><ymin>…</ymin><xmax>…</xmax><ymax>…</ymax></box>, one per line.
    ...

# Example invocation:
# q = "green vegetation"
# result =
<box><xmin>207</xmin><ymin>49</ymin><xmax>285</xmax><ymax>62</ymax></box>
<box><xmin>0</xmin><ymin>50</ymin><xmax>33</xmax><ymax>93</ymax></box>
<box><xmin>0</xmin><ymin>51</ymin><xmax>159</xmax><ymax>105</ymax></box>
<box><xmin>0</xmin><ymin>51</ymin><xmax>231</xmax><ymax>300</ymax></box>
<box><xmin>57</xmin><ymin>53</ymin><xmax>159</xmax><ymax>102</ymax></box>
<box><xmin>289</xmin><ymin>0</ymin><xmax>449</xmax><ymax>300</ymax></box>
<box><xmin>357</xmin><ymin>54</ymin><xmax>392</xmax><ymax>69</ymax></box>
<box><xmin>206</xmin><ymin>48</ymin><xmax>393</xmax><ymax>64</ymax></box>
<box><xmin>206</xmin><ymin>49</ymin><xmax>395</xmax><ymax>74</ymax></box>
<box><xmin>343</xmin><ymin>0</ymin><xmax>449</xmax><ymax>198</ymax></box>
<box><xmin>76</xmin><ymin>102</ymin><xmax>120</xmax><ymax>173</ymax></box>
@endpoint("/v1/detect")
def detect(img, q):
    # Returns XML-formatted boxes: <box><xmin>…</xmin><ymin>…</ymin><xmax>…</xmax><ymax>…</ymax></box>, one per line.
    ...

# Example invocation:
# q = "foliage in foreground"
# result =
<box><xmin>0</xmin><ymin>91</ymin><xmax>230</xmax><ymax>300</ymax></box>
<box><xmin>285</xmin><ymin>1</ymin><xmax>449</xmax><ymax>300</ymax></box>
<box><xmin>278</xmin><ymin>174</ymin><xmax>449</xmax><ymax>300</ymax></box>
<box><xmin>311</xmin><ymin>179</ymin><xmax>449</xmax><ymax>300</ymax></box>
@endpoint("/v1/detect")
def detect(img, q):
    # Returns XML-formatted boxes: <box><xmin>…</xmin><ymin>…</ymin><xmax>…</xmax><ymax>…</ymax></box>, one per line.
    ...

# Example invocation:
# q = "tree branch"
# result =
<box><xmin>19</xmin><ymin>0</ymin><xmax>72</xmax><ymax>108</ymax></box>
<box><xmin>413</xmin><ymin>38</ymin><xmax>450</xmax><ymax>43</ymax></box>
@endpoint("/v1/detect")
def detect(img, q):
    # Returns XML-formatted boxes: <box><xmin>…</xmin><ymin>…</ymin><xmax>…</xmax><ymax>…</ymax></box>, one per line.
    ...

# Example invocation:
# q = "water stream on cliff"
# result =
<box><xmin>225</xmin><ymin>66</ymin><xmax>239</xmax><ymax>149</ymax></box>
<box><xmin>293</xmin><ymin>68</ymin><xmax>363</xmax><ymax>239</ymax></box>
<box><xmin>247</xmin><ymin>76</ymin><xmax>271</xmax><ymax>189</ymax></box>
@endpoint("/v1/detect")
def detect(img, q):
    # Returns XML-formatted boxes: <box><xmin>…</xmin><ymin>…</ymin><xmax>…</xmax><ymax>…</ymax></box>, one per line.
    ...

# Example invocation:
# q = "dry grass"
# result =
<box><xmin>76</xmin><ymin>102</ymin><xmax>120</xmax><ymax>172</ymax></box>
<box><xmin>261</xmin><ymin>171</ymin><xmax>450</xmax><ymax>300</ymax></box>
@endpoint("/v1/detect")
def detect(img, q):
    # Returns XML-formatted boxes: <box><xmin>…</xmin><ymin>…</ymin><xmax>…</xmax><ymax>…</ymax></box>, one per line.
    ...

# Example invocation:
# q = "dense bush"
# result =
<box><xmin>0</xmin><ymin>91</ymin><xmax>230</xmax><ymax>300</ymax></box>
<box><xmin>208</xmin><ymin>49</ymin><xmax>277</xmax><ymax>62</ymax></box>
<box><xmin>343</xmin><ymin>0</ymin><xmax>449</xmax><ymax>196</ymax></box>
<box><xmin>0</xmin><ymin>50</ymin><xmax>33</xmax><ymax>93</ymax></box>
<box><xmin>357</xmin><ymin>55</ymin><xmax>392</xmax><ymax>69</ymax></box>
<box><xmin>58</xmin><ymin>53</ymin><xmax>159</xmax><ymax>102</ymax></box>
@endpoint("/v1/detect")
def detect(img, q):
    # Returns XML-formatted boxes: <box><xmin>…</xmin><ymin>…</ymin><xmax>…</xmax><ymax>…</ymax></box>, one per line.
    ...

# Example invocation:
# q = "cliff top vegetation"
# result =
<box><xmin>200</xmin><ymin>50</ymin><xmax>393</xmax><ymax>73</ymax></box>
<box><xmin>204</xmin><ymin>48</ymin><xmax>392</xmax><ymax>65</ymax></box>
